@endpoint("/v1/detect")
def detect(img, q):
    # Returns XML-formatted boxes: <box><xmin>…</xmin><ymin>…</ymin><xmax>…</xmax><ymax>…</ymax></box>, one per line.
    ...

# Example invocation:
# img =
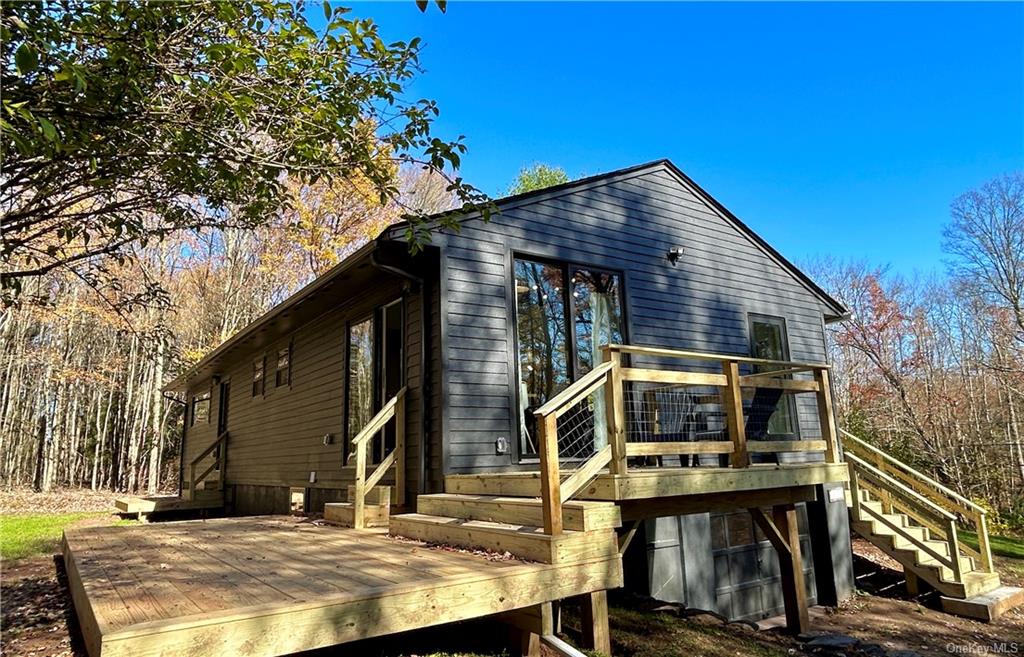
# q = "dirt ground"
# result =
<box><xmin>796</xmin><ymin>538</ymin><xmax>1024</xmax><ymax>657</ymax></box>
<box><xmin>2</xmin><ymin>529</ymin><xmax>1021</xmax><ymax>657</ymax></box>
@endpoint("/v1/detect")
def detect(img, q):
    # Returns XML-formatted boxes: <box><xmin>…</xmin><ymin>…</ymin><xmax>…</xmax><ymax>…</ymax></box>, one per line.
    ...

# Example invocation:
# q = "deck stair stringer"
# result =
<box><xmin>843</xmin><ymin>429</ymin><xmax>1021</xmax><ymax>620</ymax></box>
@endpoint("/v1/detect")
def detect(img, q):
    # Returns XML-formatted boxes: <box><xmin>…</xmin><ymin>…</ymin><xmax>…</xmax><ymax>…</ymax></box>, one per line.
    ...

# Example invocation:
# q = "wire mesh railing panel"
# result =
<box><xmin>553</xmin><ymin>388</ymin><xmax>605</xmax><ymax>468</ymax></box>
<box><xmin>624</xmin><ymin>381</ymin><xmax>729</xmax><ymax>467</ymax></box>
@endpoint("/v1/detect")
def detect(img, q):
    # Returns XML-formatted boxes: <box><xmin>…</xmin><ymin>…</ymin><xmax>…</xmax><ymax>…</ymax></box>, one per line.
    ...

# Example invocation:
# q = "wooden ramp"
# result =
<box><xmin>63</xmin><ymin>516</ymin><xmax>622</xmax><ymax>657</ymax></box>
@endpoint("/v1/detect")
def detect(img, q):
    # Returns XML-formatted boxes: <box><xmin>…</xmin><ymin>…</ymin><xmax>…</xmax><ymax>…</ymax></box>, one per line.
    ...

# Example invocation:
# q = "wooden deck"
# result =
<box><xmin>63</xmin><ymin>516</ymin><xmax>622</xmax><ymax>657</ymax></box>
<box><xmin>446</xmin><ymin>462</ymin><xmax>849</xmax><ymax>501</ymax></box>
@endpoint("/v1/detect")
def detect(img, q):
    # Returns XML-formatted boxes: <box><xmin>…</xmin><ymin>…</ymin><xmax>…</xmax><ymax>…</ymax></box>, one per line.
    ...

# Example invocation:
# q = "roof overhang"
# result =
<box><xmin>164</xmin><ymin>240</ymin><xmax>381</xmax><ymax>393</ymax></box>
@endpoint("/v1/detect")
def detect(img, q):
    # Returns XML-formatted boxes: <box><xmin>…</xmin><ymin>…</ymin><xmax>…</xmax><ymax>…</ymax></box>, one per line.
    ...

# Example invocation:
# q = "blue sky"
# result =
<box><xmin>335</xmin><ymin>2</ymin><xmax>1023</xmax><ymax>275</ymax></box>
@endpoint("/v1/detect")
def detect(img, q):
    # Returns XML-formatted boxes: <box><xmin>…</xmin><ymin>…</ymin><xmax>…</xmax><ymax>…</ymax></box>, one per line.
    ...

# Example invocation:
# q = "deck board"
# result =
<box><xmin>64</xmin><ymin>516</ymin><xmax>622</xmax><ymax>657</ymax></box>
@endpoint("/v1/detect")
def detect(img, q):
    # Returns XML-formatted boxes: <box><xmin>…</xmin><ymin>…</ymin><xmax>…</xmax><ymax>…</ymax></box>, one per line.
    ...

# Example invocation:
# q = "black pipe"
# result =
<box><xmin>370</xmin><ymin>248</ymin><xmax>431</xmax><ymax>499</ymax></box>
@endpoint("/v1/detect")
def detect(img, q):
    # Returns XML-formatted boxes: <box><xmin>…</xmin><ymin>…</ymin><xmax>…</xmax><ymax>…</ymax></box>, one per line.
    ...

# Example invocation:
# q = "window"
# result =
<box><xmin>191</xmin><ymin>392</ymin><xmax>211</xmax><ymax>426</ymax></box>
<box><xmin>514</xmin><ymin>256</ymin><xmax>625</xmax><ymax>456</ymax></box>
<box><xmin>252</xmin><ymin>356</ymin><xmax>265</xmax><ymax>397</ymax></box>
<box><xmin>346</xmin><ymin>317</ymin><xmax>375</xmax><ymax>445</ymax></box>
<box><xmin>275</xmin><ymin>344</ymin><xmax>291</xmax><ymax>387</ymax></box>
<box><xmin>748</xmin><ymin>315</ymin><xmax>796</xmax><ymax>435</ymax></box>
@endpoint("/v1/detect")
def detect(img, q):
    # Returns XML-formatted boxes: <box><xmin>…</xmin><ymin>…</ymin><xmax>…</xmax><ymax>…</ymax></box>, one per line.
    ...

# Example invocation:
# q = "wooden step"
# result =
<box><xmin>346</xmin><ymin>485</ymin><xmax>393</xmax><ymax>506</ymax></box>
<box><xmin>324</xmin><ymin>502</ymin><xmax>389</xmax><ymax>528</ymax></box>
<box><xmin>415</xmin><ymin>494</ymin><xmax>621</xmax><ymax>532</ymax></box>
<box><xmin>115</xmin><ymin>492</ymin><xmax>223</xmax><ymax>516</ymax></box>
<box><xmin>851</xmin><ymin>518</ymin><xmax>996</xmax><ymax>599</ymax></box>
<box><xmin>389</xmin><ymin>513</ymin><xmax>619</xmax><ymax>564</ymax></box>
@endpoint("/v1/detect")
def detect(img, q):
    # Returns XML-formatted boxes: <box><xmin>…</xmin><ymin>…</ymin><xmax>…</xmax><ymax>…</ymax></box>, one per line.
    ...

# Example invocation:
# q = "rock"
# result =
<box><xmin>886</xmin><ymin>652</ymin><xmax>923</xmax><ymax>657</ymax></box>
<box><xmin>806</xmin><ymin>633</ymin><xmax>860</xmax><ymax>651</ymax></box>
<box><xmin>798</xmin><ymin>631</ymin><xmax>831</xmax><ymax>641</ymax></box>
<box><xmin>858</xmin><ymin>643</ymin><xmax>887</xmax><ymax>657</ymax></box>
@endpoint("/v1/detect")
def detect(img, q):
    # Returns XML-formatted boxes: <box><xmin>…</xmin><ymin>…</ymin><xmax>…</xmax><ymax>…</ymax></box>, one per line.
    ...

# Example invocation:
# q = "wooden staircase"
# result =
<box><xmin>843</xmin><ymin>429</ymin><xmax>1023</xmax><ymax>620</ymax></box>
<box><xmin>391</xmin><ymin>494</ymin><xmax>622</xmax><ymax>564</ymax></box>
<box><xmin>116</xmin><ymin>432</ymin><xmax>227</xmax><ymax>520</ymax></box>
<box><xmin>325</xmin><ymin>485</ymin><xmax>393</xmax><ymax>528</ymax></box>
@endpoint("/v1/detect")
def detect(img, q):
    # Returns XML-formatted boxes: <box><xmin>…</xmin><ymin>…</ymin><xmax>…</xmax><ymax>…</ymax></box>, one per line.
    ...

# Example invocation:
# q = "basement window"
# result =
<box><xmin>191</xmin><ymin>392</ymin><xmax>211</xmax><ymax>426</ymax></box>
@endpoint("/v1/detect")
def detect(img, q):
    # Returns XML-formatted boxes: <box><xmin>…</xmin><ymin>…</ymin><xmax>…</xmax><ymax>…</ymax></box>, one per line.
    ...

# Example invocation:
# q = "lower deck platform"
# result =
<box><xmin>63</xmin><ymin>516</ymin><xmax>622</xmax><ymax>657</ymax></box>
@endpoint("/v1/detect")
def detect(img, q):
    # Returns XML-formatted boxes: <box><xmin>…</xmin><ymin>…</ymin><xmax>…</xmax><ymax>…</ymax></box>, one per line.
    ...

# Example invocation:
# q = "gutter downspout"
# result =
<box><xmin>370</xmin><ymin>248</ymin><xmax>431</xmax><ymax>499</ymax></box>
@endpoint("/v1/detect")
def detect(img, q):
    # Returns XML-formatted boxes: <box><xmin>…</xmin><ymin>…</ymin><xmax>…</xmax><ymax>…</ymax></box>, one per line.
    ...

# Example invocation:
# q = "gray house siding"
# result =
<box><xmin>426</xmin><ymin>161</ymin><xmax>852</xmax><ymax>620</ymax></box>
<box><xmin>180</xmin><ymin>268</ymin><xmax>443</xmax><ymax>513</ymax></box>
<box><xmin>433</xmin><ymin>164</ymin><xmax>836</xmax><ymax>470</ymax></box>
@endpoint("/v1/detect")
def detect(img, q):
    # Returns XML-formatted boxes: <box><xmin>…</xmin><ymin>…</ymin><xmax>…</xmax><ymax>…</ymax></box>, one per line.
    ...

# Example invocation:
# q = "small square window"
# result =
<box><xmin>276</xmin><ymin>345</ymin><xmax>291</xmax><ymax>387</ymax></box>
<box><xmin>191</xmin><ymin>392</ymin><xmax>211</xmax><ymax>426</ymax></box>
<box><xmin>252</xmin><ymin>357</ymin><xmax>265</xmax><ymax>397</ymax></box>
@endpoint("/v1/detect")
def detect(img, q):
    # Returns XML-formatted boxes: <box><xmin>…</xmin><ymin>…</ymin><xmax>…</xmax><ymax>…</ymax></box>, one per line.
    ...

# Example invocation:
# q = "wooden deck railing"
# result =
<box><xmin>186</xmin><ymin>430</ymin><xmax>227</xmax><ymax>501</ymax></box>
<box><xmin>350</xmin><ymin>386</ymin><xmax>407</xmax><ymax>529</ymax></box>
<box><xmin>843</xmin><ymin>429</ymin><xmax>994</xmax><ymax>574</ymax></box>
<box><xmin>533</xmin><ymin>344</ymin><xmax>839</xmax><ymax>535</ymax></box>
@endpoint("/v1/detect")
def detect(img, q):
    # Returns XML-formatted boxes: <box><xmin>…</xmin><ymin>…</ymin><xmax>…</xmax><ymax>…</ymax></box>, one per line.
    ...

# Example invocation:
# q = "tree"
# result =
<box><xmin>1</xmin><ymin>1</ymin><xmax>487</xmax><ymax>299</ymax></box>
<box><xmin>943</xmin><ymin>173</ymin><xmax>1024</xmax><ymax>341</ymax></box>
<box><xmin>507</xmin><ymin>164</ymin><xmax>570</xmax><ymax>195</ymax></box>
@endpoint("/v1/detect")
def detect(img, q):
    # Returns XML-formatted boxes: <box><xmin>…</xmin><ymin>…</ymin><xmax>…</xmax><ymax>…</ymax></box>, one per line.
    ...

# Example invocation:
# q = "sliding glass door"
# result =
<box><xmin>346</xmin><ymin>300</ymin><xmax>404</xmax><ymax>463</ymax></box>
<box><xmin>514</xmin><ymin>256</ymin><xmax>624</xmax><ymax>458</ymax></box>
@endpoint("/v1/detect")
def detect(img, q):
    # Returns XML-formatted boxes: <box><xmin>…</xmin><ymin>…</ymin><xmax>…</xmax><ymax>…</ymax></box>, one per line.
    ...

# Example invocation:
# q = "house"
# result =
<box><xmin>163</xmin><ymin>159</ymin><xmax>853</xmax><ymax>620</ymax></box>
<box><xmin>72</xmin><ymin>159</ymin><xmax>1010</xmax><ymax>657</ymax></box>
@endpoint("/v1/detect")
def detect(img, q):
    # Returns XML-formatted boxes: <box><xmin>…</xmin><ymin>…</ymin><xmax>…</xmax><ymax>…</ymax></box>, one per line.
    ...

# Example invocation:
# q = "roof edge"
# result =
<box><xmin>162</xmin><ymin>239</ymin><xmax>381</xmax><ymax>393</ymax></box>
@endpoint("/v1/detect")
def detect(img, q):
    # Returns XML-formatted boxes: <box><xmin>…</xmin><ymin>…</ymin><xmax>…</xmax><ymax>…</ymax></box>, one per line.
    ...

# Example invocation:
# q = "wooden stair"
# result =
<box><xmin>325</xmin><ymin>486</ymin><xmax>392</xmax><ymax>528</ymax></box>
<box><xmin>848</xmin><ymin>490</ymin><xmax>998</xmax><ymax>599</ymax></box>
<box><xmin>843</xmin><ymin>429</ymin><xmax>1022</xmax><ymax>620</ymax></box>
<box><xmin>389</xmin><ymin>493</ymin><xmax>622</xmax><ymax>564</ymax></box>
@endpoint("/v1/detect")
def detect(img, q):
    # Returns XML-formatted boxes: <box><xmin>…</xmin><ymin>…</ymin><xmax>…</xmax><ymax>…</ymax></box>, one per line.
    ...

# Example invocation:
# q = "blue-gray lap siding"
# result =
<box><xmin>428</xmin><ymin>162</ymin><xmax>852</xmax><ymax>619</ymax></box>
<box><xmin>434</xmin><ymin>164</ymin><xmax>835</xmax><ymax>468</ymax></box>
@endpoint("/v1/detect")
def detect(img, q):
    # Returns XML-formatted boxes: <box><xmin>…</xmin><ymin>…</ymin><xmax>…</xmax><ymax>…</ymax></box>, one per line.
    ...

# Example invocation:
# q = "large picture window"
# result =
<box><xmin>748</xmin><ymin>314</ymin><xmax>797</xmax><ymax>436</ymax></box>
<box><xmin>514</xmin><ymin>257</ymin><xmax>625</xmax><ymax>457</ymax></box>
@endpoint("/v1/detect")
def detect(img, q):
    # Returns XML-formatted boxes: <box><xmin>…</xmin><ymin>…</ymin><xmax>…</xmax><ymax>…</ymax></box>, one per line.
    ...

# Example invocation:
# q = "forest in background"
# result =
<box><xmin>0</xmin><ymin>168</ymin><xmax>454</xmax><ymax>495</ymax></box>
<box><xmin>3</xmin><ymin>165</ymin><xmax>1021</xmax><ymax>531</ymax></box>
<box><xmin>809</xmin><ymin>173</ymin><xmax>1024</xmax><ymax>527</ymax></box>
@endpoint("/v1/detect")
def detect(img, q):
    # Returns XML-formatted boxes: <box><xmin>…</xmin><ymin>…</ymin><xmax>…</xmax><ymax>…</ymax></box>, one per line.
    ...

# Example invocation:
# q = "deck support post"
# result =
<box><xmin>602</xmin><ymin>348</ymin><xmax>627</xmax><ymax>476</ymax></box>
<box><xmin>498</xmin><ymin>602</ymin><xmax>552</xmax><ymax>657</ymax></box>
<box><xmin>578</xmin><ymin>590</ymin><xmax>611</xmax><ymax>655</ymax></box>
<box><xmin>353</xmin><ymin>439</ymin><xmax>367</xmax><ymax>530</ymax></box>
<box><xmin>905</xmin><ymin>570</ymin><xmax>922</xmax><ymax>596</ymax></box>
<box><xmin>395</xmin><ymin>391</ymin><xmax>406</xmax><ymax>508</ymax></box>
<box><xmin>723</xmin><ymin>360</ymin><xmax>748</xmax><ymax>468</ymax></box>
<box><xmin>537</xmin><ymin>413</ymin><xmax>563</xmax><ymax>535</ymax></box>
<box><xmin>813</xmin><ymin>368</ymin><xmax>840</xmax><ymax>463</ymax></box>
<box><xmin>750</xmin><ymin>504</ymin><xmax>809</xmax><ymax>634</ymax></box>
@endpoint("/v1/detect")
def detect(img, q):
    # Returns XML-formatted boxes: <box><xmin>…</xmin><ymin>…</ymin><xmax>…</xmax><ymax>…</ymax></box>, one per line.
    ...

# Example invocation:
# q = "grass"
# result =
<box><xmin>960</xmin><ymin>530</ymin><xmax>1024</xmax><ymax>560</ymax></box>
<box><xmin>0</xmin><ymin>512</ymin><xmax>110</xmax><ymax>562</ymax></box>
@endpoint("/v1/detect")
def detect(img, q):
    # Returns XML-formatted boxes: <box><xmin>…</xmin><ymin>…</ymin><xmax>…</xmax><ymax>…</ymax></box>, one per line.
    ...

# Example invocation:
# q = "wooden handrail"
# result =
<box><xmin>533</xmin><ymin>361</ymin><xmax>619</xmax><ymax>536</ymax></box>
<box><xmin>841</xmin><ymin>429</ymin><xmax>984</xmax><ymax>515</ymax></box>
<box><xmin>602</xmin><ymin>344</ymin><xmax>830</xmax><ymax>371</ymax></box>
<box><xmin>845</xmin><ymin>452</ymin><xmax>957</xmax><ymax>521</ymax></box>
<box><xmin>351</xmin><ymin>387</ymin><xmax>406</xmax><ymax>529</ymax></box>
<box><xmin>352</xmin><ymin>388</ymin><xmax>406</xmax><ymax>448</ymax></box>
<box><xmin>534</xmin><ymin>361</ymin><xmax>615</xmax><ymax>418</ymax></box>
<box><xmin>189</xmin><ymin>430</ymin><xmax>228</xmax><ymax>468</ymax></box>
<box><xmin>842</xmin><ymin>428</ymin><xmax>993</xmax><ymax>573</ymax></box>
<box><xmin>186</xmin><ymin>431</ymin><xmax>227</xmax><ymax>501</ymax></box>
